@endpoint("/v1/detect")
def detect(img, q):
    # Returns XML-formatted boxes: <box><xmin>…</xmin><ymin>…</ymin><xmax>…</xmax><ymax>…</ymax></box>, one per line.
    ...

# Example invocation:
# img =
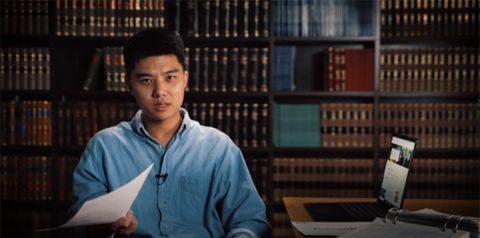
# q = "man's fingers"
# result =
<box><xmin>112</xmin><ymin>211</ymin><xmax>133</xmax><ymax>231</ymax></box>
<box><xmin>112</xmin><ymin>210</ymin><xmax>137</xmax><ymax>235</ymax></box>
<box><xmin>123</xmin><ymin>216</ymin><xmax>138</xmax><ymax>235</ymax></box>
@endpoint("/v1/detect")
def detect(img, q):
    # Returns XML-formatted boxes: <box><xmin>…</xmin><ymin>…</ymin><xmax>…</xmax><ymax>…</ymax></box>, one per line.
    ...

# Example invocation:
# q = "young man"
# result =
<box><xmin>69</xmin><ymin>28</ymin><xmax>270</xmax><ymax>237</ymax></box>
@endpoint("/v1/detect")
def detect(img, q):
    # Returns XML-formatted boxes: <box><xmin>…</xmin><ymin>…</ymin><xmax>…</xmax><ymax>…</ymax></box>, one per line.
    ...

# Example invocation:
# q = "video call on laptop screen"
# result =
<box><xmin>378</xmin><ymin>135</ymin><xmax>416</xmax><ymax>208</ymax></box>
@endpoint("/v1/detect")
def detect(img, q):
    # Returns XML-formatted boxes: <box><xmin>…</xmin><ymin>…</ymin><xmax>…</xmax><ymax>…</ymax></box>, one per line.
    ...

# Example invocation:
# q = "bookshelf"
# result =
<box><xmin>1</xmin><ymin>1</ymin><xmax>478</xmax><ymax>237</ymax></box>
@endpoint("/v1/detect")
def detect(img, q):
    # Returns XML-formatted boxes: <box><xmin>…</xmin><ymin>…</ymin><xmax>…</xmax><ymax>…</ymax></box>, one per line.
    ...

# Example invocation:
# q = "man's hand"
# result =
<box><xmin>111</xmin><ymin>210</ymin><xmax>138</xmax><ymax>235</ymax></box>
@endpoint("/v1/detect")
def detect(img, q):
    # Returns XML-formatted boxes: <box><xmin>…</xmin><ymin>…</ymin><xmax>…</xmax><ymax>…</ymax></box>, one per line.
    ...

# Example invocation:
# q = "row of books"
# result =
<box><xmin>378</xmin><ymin>103</ymin><xmax>478</xmax><ymax>149</ymax></box>
<box><xmin>56</xmin><ymin>0</ymin><xmax>165</xmax><ymax>37</ymax></box>
<box><xmin>1</xmin><ymin>156</ymin><xmax>52</xmax><ymax>201</ymax></box>
<box><xmin>406</xmin><ymin>158</ymin><xmax>479</xmax><ymax>199</ymax></box>
<box><xmin>0</xmin><ymin>0</ymin><xmax>49</xmax><ymax>35</ymax></box>
<box><xmin>83</xmin><ymin>47</ymin><xmax>128</xmax><ymax>92</ymax></box>
<box><xmin>83</xmin><ymin>47</ymin><xmax>129</xmax><ymax>92</ymax></box>
<box><xmin>2</xmin><ymin>101</ymin><xmax>52</xmax><ymax>146</ymax></box>
<box><xmin>274</xmin><ymin>103</ymin><xmax>375</xmax><ymax>148</ymax></box>
<box><xmin>183</xmin><ymin>102</ymin><xmax>269</xmax><ymax>148</ymax></box>
<box><xmin>186</xmin><ymin>47</ymin><xmax>269</xmax><ymax>93</ymax></box>
<box><xmin>272</xmin><ymin>158</ymin><xmax>375</xmax><ymax>203</ymax></box>
<box><xmin>83</xmin><ymin>46</ymin><xmax>270</xmax><ymax>93</ymax></box>
<box><xmin>1</xmin><ymin>48</ymin><xmax>51</xmax><ymax>91</ymax></box>
<box><xmin>166</xmin><ymin>0</ymin><xmax>269</xmax><ymax>38</ymax></box>
<box><xmin>320</xmin><ymin>103</ymin><xmax>374</xmax><ymax>148</ymax></box>
<box><xmin>380</xmin><ymin>47</ymin><xmax>479</xmax><ymax>92</ymax></box>
<box><xmin>244</xmin><ymin>157</ymin><xmax>269</xmax><ymax>203</ymax></box>
<box><xmin>381</xmin><ymin>0</ymin><xmax>480</xmax><ymax>37</ymax></box>
<box><xmin>57</xmin><ymin>101</ymin><xmax>137</xmax><ymax>146</ymax></box>
<box><xmin>272</xmin><ymin>157</ymin><xmax>479</xmax><ymax>204</ymax></box>
<box><xmin>273</xmin><ymin>0</ymin><xmax>374</xmax><ymax>37</ymax></box>
<box><xmin>272</xmin><ymin>47</ymin><xmax>374</xmax><ymax>92</ymax></box>
<box><xmin>57</xmin><ymin>156</ymin><xmax>79</xmax><ymax>201</ymax></box>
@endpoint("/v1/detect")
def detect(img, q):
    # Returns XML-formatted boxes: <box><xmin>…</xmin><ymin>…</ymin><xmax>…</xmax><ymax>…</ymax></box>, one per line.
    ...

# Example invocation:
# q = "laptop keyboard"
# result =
<box><xmin>340</xmin><ymin>202</ymin><xmax>388</xmax><ymax>218</ymax></box>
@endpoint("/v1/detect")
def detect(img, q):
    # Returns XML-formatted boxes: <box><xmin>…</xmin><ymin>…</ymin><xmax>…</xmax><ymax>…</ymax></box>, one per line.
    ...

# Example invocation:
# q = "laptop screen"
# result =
<box><xmin>378</xmin><ymin>135</ymin><xmax>417</xmax><ymax>208</ymax></box>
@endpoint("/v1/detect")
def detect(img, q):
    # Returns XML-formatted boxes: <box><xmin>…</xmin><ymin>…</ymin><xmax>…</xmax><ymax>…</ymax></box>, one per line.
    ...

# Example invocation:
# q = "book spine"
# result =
<box><xmin>229</xmin><ymin>48</ymin><xmax>239</xmax><ymax>92</ymax></box>
<box><xmin>233</xmin><ymin>103</ymin><xmax>240</xmax><ymax>145</ymax></box>
<box><xmin>248</xmin><ymin>48</ymin><xmax>259</xmax><ymax>92</ymax></box>
<box><xmin>239</xmin><ymin>48</ymin><xmax>248</xmax><ymax>92</ymax></box>
<box><xmin>230</xmin><ymin>0</ymin><xmax>238</xmax><ymax>37</ymax></box>
<box><xmin>211</xmin><ymin>48</ymin><xmax>218</xmax><ymax>92</ymax></box>
<box><xmin>212</xmin><ymin>0</ymin><xmax>220</xmax><ymax>37</ymax></box>
<box><xmin>219</xmin><ymin>48</ymin><xmax>228</xmax><ymax>92</ymax></box>
<box><xmin>202</xmin><ymin>48</ymin><xmax>210</xmax><ymax>92</ymax></box>
<box><xmin>82</xmin><ymin>48</ymin><xmax>104</xmax><ymax>91</ymax></box>
<box><xmin>260</xmin><ymin>103</ymin><xmax>268</xmax><ymax>147</ymax></box>
<box><xmin>222</xmin><ymin>0</ymin><xmax>230</xmax><ymax>37</ymax></box>
<box><xmin>259</xmin><ymin>48</ymin><xmax>268</xmax><ymax>92</ymax></box>
<box><xmin>251</xmin><ymin>103</ymin><xmax>258</xmax><ymax>148</ymax></box>
<box><xmin>241</xmin><ymin>103</ymin><xmax>249</xmax><ymax>147</ymax></box>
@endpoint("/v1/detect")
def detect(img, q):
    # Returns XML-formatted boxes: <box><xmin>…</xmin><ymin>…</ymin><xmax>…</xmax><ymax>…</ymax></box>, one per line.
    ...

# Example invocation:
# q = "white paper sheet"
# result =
<box><xmin>337</xmin><ymin>218</ymin><xmax>469</xmax><ymax>238</ymax></box>
<box><xmin>38</xmin><ymin>164</ymin><xmax>153</xmax><ymax>231</ymax></box>
<box><xmin>291</xmin><ymin>221</ymin><xmax>369</xmax><ymax>236</ymax></box>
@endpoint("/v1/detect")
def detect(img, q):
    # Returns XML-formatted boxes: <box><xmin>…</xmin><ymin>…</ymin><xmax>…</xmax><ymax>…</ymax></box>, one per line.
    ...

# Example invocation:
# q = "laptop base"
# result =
<box><xmin>304</xmin><ymin>202</ymin><xmax>389</xmax><ymax>222</ymax></box>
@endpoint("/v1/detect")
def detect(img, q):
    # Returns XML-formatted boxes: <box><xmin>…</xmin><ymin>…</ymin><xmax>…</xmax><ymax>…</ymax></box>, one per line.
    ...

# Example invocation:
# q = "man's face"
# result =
<box><xmin>129</xmin><ymin>54</ymin><xmax>188</xmax><ymax>124</ymax></box>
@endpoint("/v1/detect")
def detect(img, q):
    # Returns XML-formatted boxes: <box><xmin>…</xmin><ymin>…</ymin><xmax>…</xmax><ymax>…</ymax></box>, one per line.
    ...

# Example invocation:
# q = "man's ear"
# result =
<box><xmin>183</xmin><ymin>71</ymin><xmax>189</xmax><ymax>90</ymax></box>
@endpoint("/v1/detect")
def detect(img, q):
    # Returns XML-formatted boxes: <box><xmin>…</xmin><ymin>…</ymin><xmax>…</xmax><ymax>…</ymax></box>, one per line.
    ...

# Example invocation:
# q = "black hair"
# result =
<box><xmin>123</xmin><ymin>28</ymin><xmax>187</xmax><ymax>77</ymax></box>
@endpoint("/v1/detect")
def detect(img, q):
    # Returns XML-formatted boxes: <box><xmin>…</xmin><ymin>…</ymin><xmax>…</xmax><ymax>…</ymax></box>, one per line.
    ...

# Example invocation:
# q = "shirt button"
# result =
<box><xmin>162</xmin><ymin>200</ymin><xmax>167</xmax><ymax>206</ymax></box>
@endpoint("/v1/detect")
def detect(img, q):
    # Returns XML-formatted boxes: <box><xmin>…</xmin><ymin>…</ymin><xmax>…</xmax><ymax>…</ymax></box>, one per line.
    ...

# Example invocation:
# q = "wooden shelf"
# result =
<box><xmin>378</xmin><ymin>93</ymin><xmax>479</xmax><ymax>103</ymax></box>
<box><xmin>1</xmin><ymin>146</ymin><xmax>53</xmax><ymax>155</ymax></box>
<box><xmin>186</xmin><ymin>91</ymin><xmax>269</xmax><ymax>102</ymax></box>
<box><xmin>1</xmin><ymin>35</ymin><xmax>50</xmax><ymax>47</ymax></box>
<box><xmin>55</xmin><ymin>91</ymin><xmax>134</xmax><ymax>102</ymax></box>
<box><xmin>273</xmin><ymin>147</ymin><xmax>373</xmax><ymax>158</ymax></box>
<box><xmin>273</xmin><ymin>91</ymin><xmax>375</xmax><ymax>103</ymax></box>
<box><xmin>273</xmin><ymin>36</ymin><xmax>375</xmax><ymax>45</ymax></box>
<box><xmin>381</xmin><ymin>37</ymin><xmax>480</xmax><ymax>47</ymax></box>
<box><xmin>1</xmin><ymin>90</ymin><xmax>53</xmax><ymax>101</ymax></box>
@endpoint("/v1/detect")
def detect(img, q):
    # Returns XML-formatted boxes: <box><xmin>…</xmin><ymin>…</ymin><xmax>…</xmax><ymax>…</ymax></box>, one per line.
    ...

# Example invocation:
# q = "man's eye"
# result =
<box><xmin>139</xmin><ymin>78</ymin><xmax>151</xmax><ymax>84</ymax></box>
<box><xmin>166</xmin><ymin>75</ymin><xmax>176</xmax><ymax>81</ymax></box>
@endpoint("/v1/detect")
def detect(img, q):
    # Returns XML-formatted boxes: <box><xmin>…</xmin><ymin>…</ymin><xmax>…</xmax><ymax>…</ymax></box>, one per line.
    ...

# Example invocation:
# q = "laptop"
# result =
<box><xmin>304</xmin><ymin>134</ymin><xmax>418</xmax><ymax>222</ymax></box>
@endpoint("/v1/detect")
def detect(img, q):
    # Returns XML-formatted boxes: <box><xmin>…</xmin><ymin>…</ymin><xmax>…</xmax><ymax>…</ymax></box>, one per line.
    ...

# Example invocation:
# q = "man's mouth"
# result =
<box><xmin>153</xmin><ymin>103</ymin><xmax>169</xmax><ymax>111</ymax></box>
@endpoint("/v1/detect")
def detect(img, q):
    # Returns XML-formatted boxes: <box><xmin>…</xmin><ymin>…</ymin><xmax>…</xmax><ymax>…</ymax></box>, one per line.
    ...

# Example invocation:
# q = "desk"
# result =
<box><xmin>283</xmin><ymin>197</ymin><xmax>480</xmax><ymax>237</ymax></box>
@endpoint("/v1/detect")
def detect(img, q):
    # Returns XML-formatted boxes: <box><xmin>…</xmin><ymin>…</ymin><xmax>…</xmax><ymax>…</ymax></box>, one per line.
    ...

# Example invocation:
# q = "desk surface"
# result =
<box><xmin>283</xmin><ymin>197</ymin><xmax>480</xmax><ymax>237</ymax></box>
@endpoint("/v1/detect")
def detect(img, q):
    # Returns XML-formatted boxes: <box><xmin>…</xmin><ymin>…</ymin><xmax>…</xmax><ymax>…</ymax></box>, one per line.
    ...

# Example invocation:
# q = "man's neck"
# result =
<box><xmin>143</xmin><ymin>114</ymin><xmax>183</xmax><ymax>147</ymax></box>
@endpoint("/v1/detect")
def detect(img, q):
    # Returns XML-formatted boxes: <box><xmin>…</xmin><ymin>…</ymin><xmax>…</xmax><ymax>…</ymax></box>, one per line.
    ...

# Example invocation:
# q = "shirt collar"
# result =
<box><xmin>130</xmin><ymin>108</ymin><xmax>191</xmax><ymax>140</ymax></box>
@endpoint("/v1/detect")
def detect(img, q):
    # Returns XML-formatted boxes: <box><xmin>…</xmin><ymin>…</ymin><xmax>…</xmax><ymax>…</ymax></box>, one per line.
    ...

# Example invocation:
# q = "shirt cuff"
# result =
<box><xmin>226</xmin><ymin>228</ymin><xmax>259</xmax><ymax>238</ymax></box>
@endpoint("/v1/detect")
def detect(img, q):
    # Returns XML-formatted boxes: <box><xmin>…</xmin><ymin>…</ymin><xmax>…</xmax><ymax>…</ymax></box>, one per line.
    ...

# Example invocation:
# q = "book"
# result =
<box><xmin>239</xmin><ymin>48</ymin><xmax>248</xmax><ymax>92</ymax></box>
<box><xmin>345</xmin><ymin>49</ymin><xmax>374</xmax><ymax>91</ymax></box>
<box><xmin>273</xmin><ymin>104</ymin><xmax>320</xmax><ymax>147</ymax></box>
<box><xmin>338</xmin><ymin>208</ymin><xmax>479</xmax><ymax>238</ymax></box>
<box><xmin>82</xmin><ymin>48</ymin><xmax>104</xmax><ymax>91</ymax></box>
<box><xmin>201</xmin><ymin>47</ymin><xmax>209</xmax><ymax>92</ymax></box>
<box><xmin>273</xmin><ymin>46</ymin><xmax>296</xmax><ymax>91</ymax></box>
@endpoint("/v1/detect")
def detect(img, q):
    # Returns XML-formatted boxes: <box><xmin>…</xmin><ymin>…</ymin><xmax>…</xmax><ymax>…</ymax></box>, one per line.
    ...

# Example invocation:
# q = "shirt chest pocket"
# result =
<box><xmin>175</xmin><ymin>176</ymin><xmax>210</xmax><ymax>223</ymax></box>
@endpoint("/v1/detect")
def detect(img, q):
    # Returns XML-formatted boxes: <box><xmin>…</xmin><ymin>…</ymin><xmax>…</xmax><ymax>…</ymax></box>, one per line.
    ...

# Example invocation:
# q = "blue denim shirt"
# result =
<box><xmin>70</xmin><ymin>108</ymin><xmax>270</xmax><ymax>237</ymax></box>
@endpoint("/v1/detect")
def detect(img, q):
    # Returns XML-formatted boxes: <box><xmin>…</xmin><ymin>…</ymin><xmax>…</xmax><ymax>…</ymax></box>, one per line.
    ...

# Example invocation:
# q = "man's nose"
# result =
<box><xmin>152</xmin><ymin>79</ymin><xmax>167</xmax><ymax>98</ymax></box>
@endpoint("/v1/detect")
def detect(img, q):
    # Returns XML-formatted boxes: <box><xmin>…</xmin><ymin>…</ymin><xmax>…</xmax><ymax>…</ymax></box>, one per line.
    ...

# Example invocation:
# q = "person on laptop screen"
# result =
<box><xmin>305</xmin><ymin>134</ymin><xmax>418</xmax><ymax>222</ymax></box>
<box><xmin>379</xmin><ymin>135</ymin><xmax>416</xmax><ymax>208</ymax></box>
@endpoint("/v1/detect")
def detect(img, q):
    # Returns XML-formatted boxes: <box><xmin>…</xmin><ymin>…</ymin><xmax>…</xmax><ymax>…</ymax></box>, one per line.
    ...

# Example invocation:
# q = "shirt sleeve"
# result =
<box><xmin>68</xmin><ymin>137</ymin><xmax>109</xmax><ymax>217</ymax></box>
<box><xmin>218</xmin><ymin>144</ymin><xmax>271</xmax><ymax>237</ymax></box>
